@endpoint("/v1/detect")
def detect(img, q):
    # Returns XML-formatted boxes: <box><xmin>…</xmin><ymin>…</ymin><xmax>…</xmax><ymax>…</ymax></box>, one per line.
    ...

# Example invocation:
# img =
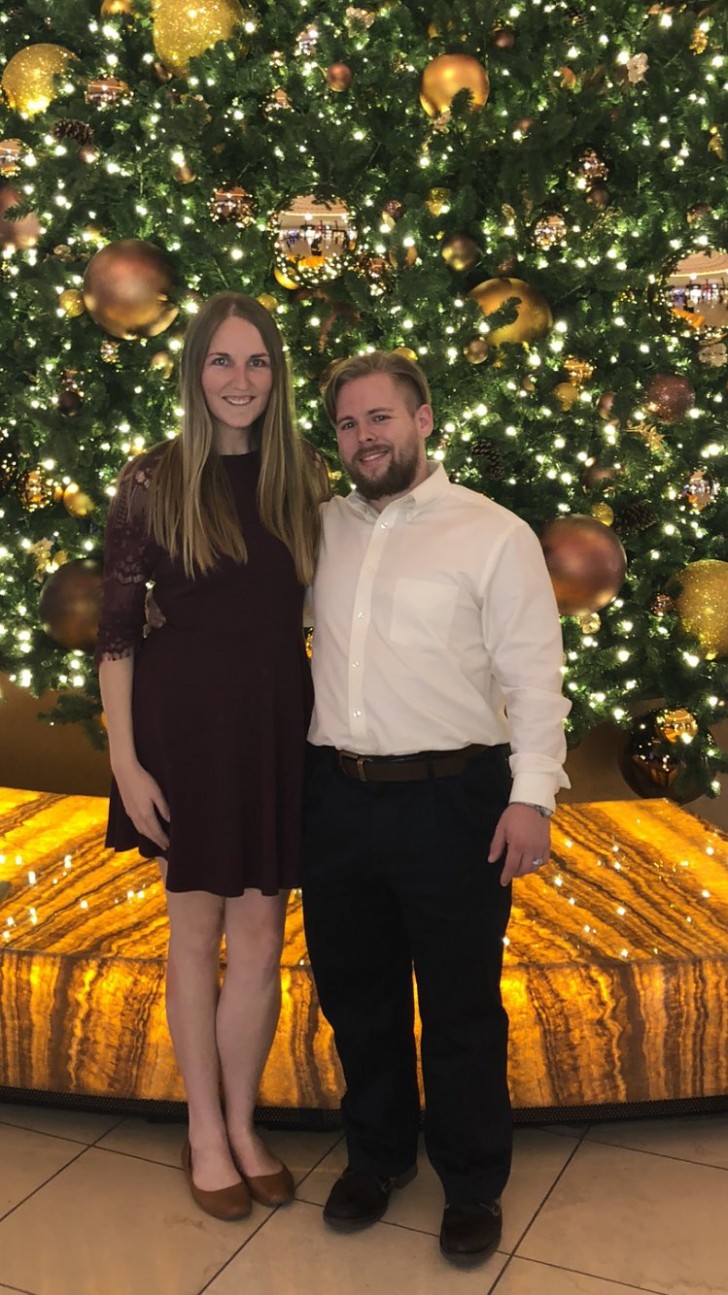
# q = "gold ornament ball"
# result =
<box><xmin>149</xmin><ymin>350</ymin><xmax>175</xmax><ymax>379</ymax></box>
<box><xmin>426</xmin><ymin>187</ymin><xmax>450</xmax><ymax>216</ymax></box>
<box><xmin>256</xmin><ymin>292</ymin><xmax>278</xmax><ymax>313</ymax></box>
<box><xmin>469</xmin><ymin>277</ymin><xmax>553</xmax><ymax>347</ymax></box>
<box><xmin>2</xmin><ymin>44</ymin><xmax>75</xmax><ymax>116</ymax></box>
<box><xmin>18</xmin><ymin>468</ymin><xmax>54</xmax><ymax>511</ymax></box>
<box><xmin>590</xmin><ymin>502</ymin><xmax>614</xmax><ymax>526</ymax></box>
<box><xmin>210</xmin><ymin>185</ymin><xmax>255</xmax><ymax>225</ymax></box>
<box><xmin>0</xmin><ymin>183</ymin><xmax>41</xmax><ymax>250</ymax></box>
<box><xmin>464</xmin><ymin>338</ymin><xmax>489</xmax><ymax>365</ymax></box>
<box><xmin>175</xmin><ymin>163</ymin><xmax>196</xmax><ymax>184</ymax></box>
<box><xmin>644</xmin><ymin>372</ymin><xmax>696</xmax><ymax>423</ymax></box>
<box><xmin>420</xmin><ymin>54</ymin><xmax>490</xmax><ymax>117</ymax></box>
<box><xmin>0</xmin><ymin>138</ymin><xmax>24</xmax><ymax>176</ymax></box>
<box><xmin>153</xmin><ymin>0</ymin><xmax>244</xmax><ymax>77</ymax></box>
<box><xmin>83</xmin><ymin>238</ymin><xmax>179</xmax><ymax>340</ymax></box>
<box><xmin>440</xmin><ymin>233</ymin><xmax>481</xmax><ymax>273</ymax></box>
<box><xmin>392</xmin><ymin>346</ymin><xmax>418</xmax><ymax>362</ymax></box>
<box><xmin>674</xmin><ymin>559</ymin><xmax>728</xmax><ymax>659</ymax></box>
<box><xmin>540</xmin><ymin>514</ymin><xmax>627</xmax><ymax>615</ymax></box>
<box><xmin>39</xmin><ymin>558</ymin><xmax>103</xmax><ymax>652</ymax></box>
<box><xmin>274</xmin><ymin>266</ymin><xmax>298</xmax><ymax>291</ymax></box>
<box><xmin>659</xmin><ymin>707</ymin><xmax>699</xmax><ymax>745</ymax></box>
<box><xmin>552</xmin><ymin>381</ymin><xmax>579</xmax><ymax>411</ymax></box>
<box><xmin>62</xmin><ymin>483</ymin><xmax>95</xmax><ymax>518</ymax></box>
<box><xmin>59</xmin><ymin>288</ymin><xmax>86</xmax><ymax>318</ymax></box>
<box><xmin>100</xmin><ymin>0</ymin><xmax>134</xmax><ymax>14</ymax></box>
<box><xmin>490</xmin><ymin>27</ymin><xmax>516</xmax><ymax>49</ymax></box>
<box><xmin>681</xmin><ymin>467</ymin><xmax>718</xmax><ymax>511</ymax></box>
<box><xmin>326</xmin><ymin>62</ymin><xmax>353</xmax><ymax>91</ymax></box>
<box><xmin>533</xmin><ymin>212</ymin><xmax>567</xmax><ymax>250</ymax></box>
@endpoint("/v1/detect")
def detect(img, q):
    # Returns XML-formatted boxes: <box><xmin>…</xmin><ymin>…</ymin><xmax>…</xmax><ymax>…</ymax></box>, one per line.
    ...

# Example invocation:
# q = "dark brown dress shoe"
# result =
<box><xmin>181</xmin><ymin>1139</ymin><xmax>252</xmax><ymax>1221</ymax></box>
<box><xmin>439</xmin><ymin>1200</ymin><xmax>502</xmax><ymax>1265</ymax></box>
<box><xmin>323</xmin><ymin>1165</ymin><xmax>418</xmax><ymax>1231</ymax></box>
<box><xmin>242</xmin><ymin>1162</ymin><xmax>295</xmax><ymax>1207</ymax></box>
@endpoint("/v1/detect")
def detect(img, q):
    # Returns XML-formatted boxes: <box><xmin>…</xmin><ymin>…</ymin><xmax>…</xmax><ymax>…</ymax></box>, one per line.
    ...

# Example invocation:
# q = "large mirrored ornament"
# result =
<box><xmin>272</xmin><ymin>195</ymin><xmax>356</xmax><ymax>287</ymax></box>
<box><xmin>667</xmin><ymin>248</ymin><xmax>728</xmax><ymax>339</ymax></box>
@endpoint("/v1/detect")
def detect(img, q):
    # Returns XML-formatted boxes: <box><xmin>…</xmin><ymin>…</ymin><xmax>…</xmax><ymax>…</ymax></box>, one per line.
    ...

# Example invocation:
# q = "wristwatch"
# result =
<box><xmin>515</xmin><ymin>802</ymin><xmax>553</xmax><ymax>818</ymax></box>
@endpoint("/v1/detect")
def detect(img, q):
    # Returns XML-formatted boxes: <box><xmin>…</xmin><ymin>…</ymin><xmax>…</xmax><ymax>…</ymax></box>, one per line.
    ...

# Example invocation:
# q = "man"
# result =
<box><xmin>302</xmin><ymin>351</ymin><xmax>570</xmax><ymax>1266</ymax></box>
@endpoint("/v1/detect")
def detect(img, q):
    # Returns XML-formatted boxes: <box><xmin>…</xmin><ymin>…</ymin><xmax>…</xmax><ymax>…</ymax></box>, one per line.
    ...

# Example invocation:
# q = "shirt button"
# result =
<box><xmin>357</xmin><ymin>611</ymin><xmax>365</xmax><ymax>619</ymax></box>
<box><xmin>353</xmin><ymin>709</ymin><xmax>362</xmax><ymax>717</ymax></box>
<box><xmin>380</xmin><ymin>521</ymin><xmax>387</xmax><ymax>529</ymax></box>
<box><xmin>351</xmin><ymin>661</ymin><xmax>359</xmax><ymax>668</ymax></box>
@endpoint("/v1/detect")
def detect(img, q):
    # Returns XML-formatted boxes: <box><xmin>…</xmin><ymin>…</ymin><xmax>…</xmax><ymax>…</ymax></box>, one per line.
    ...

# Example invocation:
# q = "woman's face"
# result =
<box><xmin>201</xmin><ymin>315</ymin><xmax>273</xmax><ymax>439</ymax></box>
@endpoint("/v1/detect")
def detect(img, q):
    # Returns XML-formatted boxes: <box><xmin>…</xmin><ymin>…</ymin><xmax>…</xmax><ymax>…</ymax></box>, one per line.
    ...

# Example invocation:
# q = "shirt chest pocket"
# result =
<box><xmin>389</xmin><ymin>578</ymin><xmax>459</xmax><ymax>650</ymax></box>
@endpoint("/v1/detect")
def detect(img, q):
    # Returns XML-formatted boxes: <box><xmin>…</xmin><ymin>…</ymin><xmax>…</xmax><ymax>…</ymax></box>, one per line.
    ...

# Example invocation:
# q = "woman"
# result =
<box><xmin>97</xmin><ymin>292</ymin><xmax>326</xmax><ymax>1220</ymax></box>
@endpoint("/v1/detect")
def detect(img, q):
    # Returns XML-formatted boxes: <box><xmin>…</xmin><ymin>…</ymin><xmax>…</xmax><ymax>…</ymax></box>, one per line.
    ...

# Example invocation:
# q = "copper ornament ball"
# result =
<box><xmin>82</xmin><ymin>238</ymin><xmax>179</xmax><ymax>340</ymax></box>
<box><xmin>0</xmin><ymin>184</ymin><xmax>41</xmax><ymax>251</ymax></box>
<box><xmin>540</xmin><ymin>514</ymin><xmax>627</xmax><ymax>615</ymax></box>
<box><xmin>326</xmin><ymin>63</ymin><xmax>353</xmax><ymax>91</ymax></box>
<box><xmin>619</xmin><ymin>709</ymin><xmax>705</xmax><ymax>805</ymax></box>
<box><xmin>39</xmin><ymin>558</ymin><xmax>103</xmax><ymax>651</ymax></box>
<box><xmin>644</xmin><ymin>372</ymin><xmax>696</xmax><ymax>423</ymax></box>
<box><xmin>440</xmin><ymin>233</ymin><xmax>481</xmax><ymax>273</ymax></box>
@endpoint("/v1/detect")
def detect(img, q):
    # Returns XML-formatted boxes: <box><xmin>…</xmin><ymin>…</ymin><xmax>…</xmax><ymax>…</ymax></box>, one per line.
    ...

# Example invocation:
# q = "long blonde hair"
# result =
<box><xmin>147</xmin><ymin>292</ymin><xmax>324</xmax><ymax>585</ymax></box>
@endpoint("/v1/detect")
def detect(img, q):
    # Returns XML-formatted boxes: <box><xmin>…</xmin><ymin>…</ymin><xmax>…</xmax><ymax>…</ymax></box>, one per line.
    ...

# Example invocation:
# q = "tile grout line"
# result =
<box><xmin>490</xmin><ymin>1252</ymin><xmax>671</xmax><ymax>1295</ymax></box>
<box><xmin>0</xmin><ymin>1143</ymin><xmax>92</xmax><ymax>1228</ymax></box>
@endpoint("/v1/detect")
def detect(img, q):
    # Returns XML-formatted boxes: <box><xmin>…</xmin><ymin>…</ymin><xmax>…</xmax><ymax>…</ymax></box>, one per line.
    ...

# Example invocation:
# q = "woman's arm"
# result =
<box><xmin>99</xmin><ymin>654</ymin><xmax>169</xmax><ymax>849</ymax></box>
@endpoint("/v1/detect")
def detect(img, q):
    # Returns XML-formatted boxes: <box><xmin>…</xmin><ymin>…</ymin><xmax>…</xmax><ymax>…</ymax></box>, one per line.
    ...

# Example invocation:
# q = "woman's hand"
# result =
<box><xmin>114</xmin><ymin>758</ymin><xmax>170</xmax><ymax>850</ymax></box>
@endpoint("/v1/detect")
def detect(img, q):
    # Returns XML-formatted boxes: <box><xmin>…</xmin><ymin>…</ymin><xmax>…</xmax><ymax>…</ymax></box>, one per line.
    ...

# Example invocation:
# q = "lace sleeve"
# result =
<box><xmin>94</xmin><ymin>456</ymin><xmax>156</xmax><ymax>666</ymax></box>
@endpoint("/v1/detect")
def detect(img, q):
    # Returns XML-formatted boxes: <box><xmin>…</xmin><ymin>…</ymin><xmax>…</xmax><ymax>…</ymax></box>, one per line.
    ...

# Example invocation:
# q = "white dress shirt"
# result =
<box><xmin>308</xmin><ymin>464</ymin><xmax>571</xmax><ymax>810</ymax></box>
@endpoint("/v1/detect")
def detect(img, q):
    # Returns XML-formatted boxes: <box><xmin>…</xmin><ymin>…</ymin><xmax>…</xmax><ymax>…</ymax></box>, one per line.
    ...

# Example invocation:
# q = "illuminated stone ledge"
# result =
<box><xmin>1</xmin><ymin>788</ymin><xmax>728</xmax><ymax>1111</ymax></box>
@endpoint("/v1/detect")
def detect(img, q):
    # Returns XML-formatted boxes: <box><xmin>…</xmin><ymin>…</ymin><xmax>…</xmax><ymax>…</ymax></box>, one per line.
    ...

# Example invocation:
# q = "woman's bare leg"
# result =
<box><xmin>218</xmin><ymin>889</ymin><xmax>290</xmax><ymax>1176</ymax></box>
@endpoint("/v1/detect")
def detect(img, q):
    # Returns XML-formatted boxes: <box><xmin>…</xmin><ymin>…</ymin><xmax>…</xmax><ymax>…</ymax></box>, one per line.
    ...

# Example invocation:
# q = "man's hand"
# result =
<box><xmin>113</xmin><ymin>758</ymin><xmax>170</xmax><ymax>850</ymax></box>
<box><xmin>144</xmin><ymin>588</ymin><xmax>166</xmax><ymax>633</ymax></box>
<box><xmin>488</xmin><ymin>803</ymin><xmax>550</xmax><ymax>887</ymax></box>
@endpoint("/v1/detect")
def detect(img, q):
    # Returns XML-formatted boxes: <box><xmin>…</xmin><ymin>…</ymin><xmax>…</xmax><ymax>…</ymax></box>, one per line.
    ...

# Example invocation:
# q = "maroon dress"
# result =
<box><xmin>96</xmin><ymin>448</ymin><xmax>312</xmax><ymax>897</ymax></box>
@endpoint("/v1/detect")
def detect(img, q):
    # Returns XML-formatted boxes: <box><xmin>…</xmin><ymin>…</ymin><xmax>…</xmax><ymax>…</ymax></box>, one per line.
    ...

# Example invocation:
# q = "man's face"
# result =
<box><xmin>334</xmin><ymin>373</ymin><xmax>433</xmax><ymax>508</ymax></box>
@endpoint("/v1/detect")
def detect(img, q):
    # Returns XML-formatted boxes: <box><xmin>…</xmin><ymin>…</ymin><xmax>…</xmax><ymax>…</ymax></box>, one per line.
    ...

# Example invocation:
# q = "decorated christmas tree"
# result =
<box><xmin>0</xmin><ymin>0</ymin><xmax>727</xmax><ymax>800</ymax></box>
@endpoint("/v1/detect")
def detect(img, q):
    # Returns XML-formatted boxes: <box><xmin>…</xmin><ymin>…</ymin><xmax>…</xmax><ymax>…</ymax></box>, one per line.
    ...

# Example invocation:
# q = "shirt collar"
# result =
<box><xmin>344</xmin><ymin>462</ymin><xmax>450</xmax><ymax>519</ymax></box>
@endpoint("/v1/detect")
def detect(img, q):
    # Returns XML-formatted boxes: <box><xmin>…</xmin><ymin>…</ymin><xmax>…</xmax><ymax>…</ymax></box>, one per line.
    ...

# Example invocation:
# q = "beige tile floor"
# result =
<box><xmin>0</xmin><ymin>1101</ymin><xmax>726</xmax><ymax>1295</ymax></box>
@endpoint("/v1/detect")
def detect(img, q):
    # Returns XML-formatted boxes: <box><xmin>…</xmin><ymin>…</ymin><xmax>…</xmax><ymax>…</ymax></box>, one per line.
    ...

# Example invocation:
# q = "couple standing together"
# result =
<box><xmin>97</xmin><ymin>291</ymin><xmax>570</xmax><ymax>1267</ymax></box>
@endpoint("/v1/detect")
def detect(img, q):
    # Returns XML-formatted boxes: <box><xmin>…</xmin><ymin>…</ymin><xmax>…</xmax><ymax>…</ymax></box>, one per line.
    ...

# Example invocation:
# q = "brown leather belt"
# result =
<box><xmin>335</xmin><ymin>744</ymin><xmax>492</xmax><ymax>783</ymax></box>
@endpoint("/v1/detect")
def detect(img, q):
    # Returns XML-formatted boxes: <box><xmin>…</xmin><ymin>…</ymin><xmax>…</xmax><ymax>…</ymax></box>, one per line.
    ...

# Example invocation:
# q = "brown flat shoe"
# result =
<box><xmin>181</xmin><ymin>1139</ymin><xmax>251</xmax><ymax>1221</ymax></box>
<box><xmin>241</xmin><ymin>1162</ymin><xmax>295</xmax><ymax>1207</ymax></box>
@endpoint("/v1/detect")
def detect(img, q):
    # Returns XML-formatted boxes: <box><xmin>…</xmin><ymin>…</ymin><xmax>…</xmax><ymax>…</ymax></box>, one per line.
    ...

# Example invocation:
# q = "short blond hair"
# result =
<box><xmin>323</xmin><ymin>350</ymin><xmax>432</xmax><ymax>423</ymax></box>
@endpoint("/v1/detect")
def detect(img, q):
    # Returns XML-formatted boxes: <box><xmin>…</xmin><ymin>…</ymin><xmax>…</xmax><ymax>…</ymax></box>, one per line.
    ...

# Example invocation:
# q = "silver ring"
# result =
<box><xmin>532</xmin><ymin>858</ymin><xmax>544</xmax><ymax>869</ymax></box>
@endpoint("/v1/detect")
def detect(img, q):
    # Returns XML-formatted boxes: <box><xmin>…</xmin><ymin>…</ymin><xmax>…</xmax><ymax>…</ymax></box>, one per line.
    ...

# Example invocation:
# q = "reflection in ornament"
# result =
<box><xmin>296</xmin><ymin>25</ymin><xmax>319</xmax><ymax>56</ymax></box>
<box><xmin>0</xmin><ymin>183</ymin><xmax>41</xmax><ymax>251</ymax></box>
<box><xmin>17</xmin><ymin>468</ymin><xmax>54</xmax><ymax>511</ymax></box>
<box><xmin>272</xmin><ymin>195</ymin><xmax>356</xmax><ymax>287</ymax></box>
<box><xmin>644</xmin><ymin>372</ymin><xmax>695</xmax><ymax>423</ymax></box>
<box><xmin>532</xmin><ymin>212</ymin><xmax>567</xmax><ymax>250</ymax></box>
<box><xmin>420</xmin><ymin>54</ymin><xmax>490</xmax><ymax>117</ymax></box>
<box><xmin>540</xmin><ymin>514</ymin><xmax>627</xmax><ymax>615</ymax></box>
<box><xmin>674</xmin><ymin>558</ymin><xmax>728</xmax><ymax>659</ymax></box>
<box><xmin>440</xmin><ymin>233</ymin><xmax>481</xmax><ymax>272</ymax></box>
<box><xmin>575</xmin><ymin>148</ymin><xmax>609</xmax><ymax>182</ymax></box>
<box><xmin>326</xmin><ymin>63</ymin><xmax>352</xmax><ymax>91</ymax></box>
<box><xmin>38</xmin><ymin>558</ymin><xmax>103</xmax><ymax>652</ymax></box>
<box><xmin>660</xmin><ymin>708</ymin><xmax>699</xmax><ymax>744</ymax></box>
<box><xmin>356</xmin><ymin>253</ymin><xmax>393</xmax><ymax>296</ymax></box>
<box><xmin>564</xmin><ymin>356</ymin><xmax>594</xmax><ymax>387</ymax></box>
<box><xmin>1</xmin><ymin>45</ymin><xmax>75</xmax><ymax>116</ymax></box>
<box><xmin>83</xmin><ymin>238</ymin><xmax>179</xmax><ymax>340</ymax></box>
<box><xmin>626</xmin><ymin>53</ymin><xmax>649</xmax><ymax>84</ymax></box>
<box><xmin>681</xmin><ymin>467</ymin><xmax>718</xmax><ymax>511</ymax></box>
<box><xmin>85</xmin><ymin>77</ymin><xmax>131</xmax><ymax>107</ymax></box>
<box><xmin>651</xmin><ymin>592</ymin><xmax>673</xmax><ymax>617</ymax></box>
<box><xmin>698</xmin><ymin>340</ymin><xmax>727</xmax><ymax>366</ymax></box>
<box><xmin>469</xmin><ymin>277</ymin><xmax>553</xmax><ymax>347</ymax></box>
<box><xmin>619</xmin><ymin>709</ymin><xmax>707</xmax><ymax>805</ymax></box>
<box><xmin>209</xmin><ymin>186</ymin><xmax>255</xmax><ymax>226</ymax></box>
<box><xmin>0</xmin><ymin>139</ymin><xmax>24</xmax><ymax>176</ymax></box>
<box><xmin>667</xmin><ymin>249</ymin><xmax>728</xmax><ymax>339</ymax></box>
<box><xmin>153</xmin><ymin>0</ymin><xmax>243</xmax><ymax>76</ymax></box>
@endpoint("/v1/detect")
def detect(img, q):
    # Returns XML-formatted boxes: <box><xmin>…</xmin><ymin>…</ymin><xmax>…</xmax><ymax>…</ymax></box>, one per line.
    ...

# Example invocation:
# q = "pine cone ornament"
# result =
<box><xmin>52</xmin><ymin>119</ymin><xmax>94</xmax><ymax>145</ymax></box>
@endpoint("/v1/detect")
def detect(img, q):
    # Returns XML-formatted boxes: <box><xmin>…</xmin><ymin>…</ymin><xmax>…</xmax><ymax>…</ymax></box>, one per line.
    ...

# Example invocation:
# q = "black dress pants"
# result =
<box><xmin>301</xmin><ymin>743</ymin><xmax>513</xmax><ymax>1206</ymax></box>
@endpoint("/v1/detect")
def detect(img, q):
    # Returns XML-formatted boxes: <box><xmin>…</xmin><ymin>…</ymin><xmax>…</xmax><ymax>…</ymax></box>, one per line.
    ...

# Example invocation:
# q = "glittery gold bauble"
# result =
<box><xmin>356</xmin><ymin>253</ymin><xmax>393</xmax><ymax>295</ymax></box>
<box><xmin>540</xmin><ymin>514</ymin><xmax>627</xmax><ymax>615</ymax></box>
<box><xmin>17</xmin><ymin>468</ymin><xmax>54</xmax><ymax>511</ymax></box>
<box><xmin>2</xmin><ymin>45</ymin><xmax>76</xmax><ymax>116</ymax></box>
<box><xmin>440</xmin><ymin>233</ymin><xmax>481</xmax><ymax>273</ymax></box>
<box><xmin>85</xmin><ymin>76</ymin><xmax>130</xmax><ymax>106</ymax></box>
<box><xmin>578</xmin><ymin>612</ymin><xmax>601</xmax><ymax>634</ymax></box>
<box><xmin>39</xmin><ymin>558</ymin><xmax>103</xmax><ymax>651</ymax></box>
<box><xmin>152</xmin><ymin>0</ymin><xmax>244</xmax><ymax>77</ymax></box>
<box><xmin>564</xmin><ymin>356</ymin><xmax>594</xmax><ymax>387</ymax></box>
<box><xmin>256</xmin><ymin>292</ymin><xmax>278</xmax><ymax>312</ymax></box>
<box><xmin>426</xmin><ymin>187</ymin><xmax>450</xmax><ymax>216</ymax></box>
<box><xmin>149</xmin><ymin>350</ymin><xmax>174</xmax><ymax>379</ymax></box>
<box><xmin>651</xmin><ymin>592</ymin><xmax>674</xmax><ymax>617</ymax></box>
<box><xmin>0</xmin><ymin>139</ymin><xmax>23</xmax><ymax>176</ymax></box>
<box><xmin>59</xmin><ymin>288</ymin><xmax>85</xmax><ymax>318</ymax></box>
<box><xmin>62</xmin><ymin>483</ymin><xmax>95</xmax><ymax>517</ymax></box>
<box><xmin>326</xmin><ymin>63</ymin><xmax>352</xmax><ymax>91</ymax></box>
<box><xmin>674</xmin><ymin>559</ymin><xmax>728</xmax><ymax>659</ymax></box>
<box><xmin>420</xmin><ymin>54</ymin><xmax>489</xmax><ymax>117</ymax></box>
<box><xmin>644</xmin><ymin>372</ymin><xmax>695</xmax><ymax>423</ymax></box>
<box><xmin>469</xmin><ymin>277</ymin><xmax>553</xmax><ymax>347</ymax></box>
<box><xmin>590</xmin><ymin>502</ymin><xmax>614</xmax><ymax>526</ymax></box>
<box><xmin>83</xmin><ymin>238</ymin><xmax>179</xmax><ymax>339</ymax></box>
<box><xmin>210</xmin><ymin>185</ymin><xmax>255</xmax><ymax>225</ymax></box>
<box><xmin>659</xmin><ymin>707</ymin><xmax>699</xmax><ymax>744</ymax></box>
<box><xmin>576</xmin><ymin>148</ymin><xmax>609</xmax><ymax>182</ymax></box>
<box><xmin>533</xmin><ymin>212</ymin><xmax>567</xmax><ymax>250</ymax></box>
<box><xmin>0</xmin><ymin>184</ymin><xmax>40</xmax><ymax>250</ymax></box>
<box><xmin>100</xmin><ymin>0</ymin><xmax>134</xmax><ymax>13</ymax></box>
<box><xmin>273</xmin><ymin>194</ymin><xmax>355</xmax><ymax>287</ymax></box>
<box><xmin>264</xmin><ymin>87</ymin><xmax>292</xmax><ymax>115</ymax></box>
<box><xmin>552</xmin><ymin>381</ymin><xmax>579</xmax><ymax>411</ymax></box>
<box><xmin>100</xmin><ymin>339</ymin><xmax>120</xmax><ymax>363</ymax></box>
<box><xmin>464</xmin><ymin>338</ymin><xmax>489</xmax><ymax>365</ymax></box>
<box><xmin>691</xmin><ymin>27</ymin><xmax>709</xmax><ymax>55</ymax></box>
